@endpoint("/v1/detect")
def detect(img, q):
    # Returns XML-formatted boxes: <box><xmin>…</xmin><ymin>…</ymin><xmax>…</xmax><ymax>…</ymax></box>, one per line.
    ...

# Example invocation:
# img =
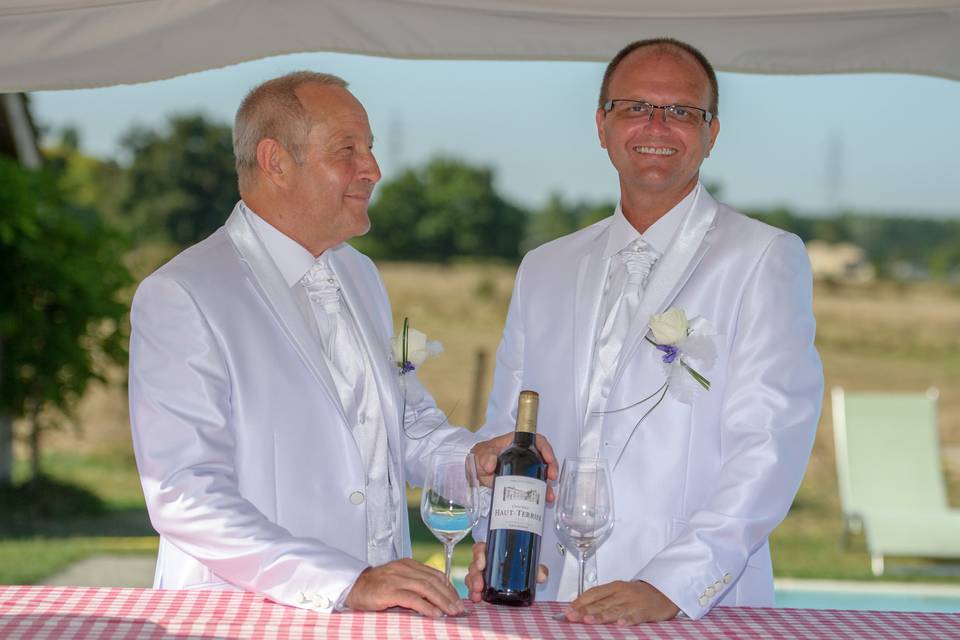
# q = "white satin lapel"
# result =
<box><xmin>328</xmin><ymin>247</ymin><xmax>402</xmax><ymax>453</ymax></box>
<box><xmin>572</xmin><ymin>227</ymin><xmax>612</xmax><ymax>431</ymax></box>
<box><xmin>224</xmin><ymin>205</ymin><xmax>348</xmax><ymax>425</ymax></box>
<box><xmin>612</xmin><ymin>188</ymin><xmax>719</xmax><ymax>386</ymax></box>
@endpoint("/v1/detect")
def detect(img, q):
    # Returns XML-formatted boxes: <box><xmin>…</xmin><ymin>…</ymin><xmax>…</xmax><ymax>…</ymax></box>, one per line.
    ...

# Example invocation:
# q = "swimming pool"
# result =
<box><xmin>775</xmin><ymin>579</ymin><xmax>960</xmax><ymax>613</ymax></box>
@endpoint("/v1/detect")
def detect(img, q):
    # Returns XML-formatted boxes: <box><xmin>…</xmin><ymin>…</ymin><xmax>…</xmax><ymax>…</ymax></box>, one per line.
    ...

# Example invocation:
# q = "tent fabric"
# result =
<box><xmin>0</xmin><ymin>0</ymin><xmax>958</xmax><ymax>91</ymax></box>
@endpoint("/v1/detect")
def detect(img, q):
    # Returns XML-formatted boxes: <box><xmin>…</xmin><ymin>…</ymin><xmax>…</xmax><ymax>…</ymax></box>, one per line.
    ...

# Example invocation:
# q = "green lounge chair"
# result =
<box><xmin>832</xmin><ymin>387</ymin><xmax>960</xmax><ymax>575</ymax></box>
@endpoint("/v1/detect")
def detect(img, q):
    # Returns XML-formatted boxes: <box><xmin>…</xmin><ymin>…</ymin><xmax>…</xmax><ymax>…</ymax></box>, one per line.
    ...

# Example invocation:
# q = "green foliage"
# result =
<box><xmin>120</xmin><ymin>113</ymin><xmax>238</xmax><ymax>246</ymax></box>
<box><xmin>0</xmin><ymin>156</ymin><xmax>132</xmax><ymax>477</ymax></box>
<box><xmin>0</xmin><ymin>474</ymin><xmax>105</xmax><ymax>534</ymax></box>
<box><xmin>44</xmin><ymin>127</ymin><xmax>125</xmax><ymax>229</ymax></box>
<box><xmin>748</xmin><ymin>206</ymin><xmax>960</xmax><ymax>280</ymax></box>
<box><xmin>524</xmin><ymin>192</ymin><xmax>615</xmax><ymax>251</ymax></box>
<box><xmin>359</xmin><ymin>157</ymin><xmax>527</xmax><ymax>262</ymax></box>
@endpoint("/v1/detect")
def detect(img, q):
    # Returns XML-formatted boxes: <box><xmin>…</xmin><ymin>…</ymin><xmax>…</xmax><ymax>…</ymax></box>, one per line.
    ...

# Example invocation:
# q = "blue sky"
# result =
<box><xmin>31</xmin><ymin>51</ymin><xmax>960</xmax><ymax>218</ymax></box>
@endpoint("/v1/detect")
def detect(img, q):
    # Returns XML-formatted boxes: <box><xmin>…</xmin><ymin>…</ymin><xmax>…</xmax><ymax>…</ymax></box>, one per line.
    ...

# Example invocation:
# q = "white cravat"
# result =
<box><xmin>301</xmin><ymin>257</ymin><xmax>398</xmax><ymax>567</ymax></box>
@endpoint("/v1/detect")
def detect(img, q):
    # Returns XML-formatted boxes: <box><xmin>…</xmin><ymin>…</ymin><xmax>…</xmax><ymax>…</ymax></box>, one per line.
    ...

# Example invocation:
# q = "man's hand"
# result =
<box><xmin>344</xmin><ymin>558</ymin><xmax>464</xmax><ymax>617</ymax></box>
<box><xmin>563</xmin><ymin>580</ymin><xmax>679</xmax><ymax>625</ymax></box>
<box><xmin>465</xmin><ymin>542</ymin><xmax>548</xmax><ymax>602</ymax></box>
<box><xmin>470</xmin><ymin>432</ymin><xmax>559</xmax><ymax>501</ymax></box>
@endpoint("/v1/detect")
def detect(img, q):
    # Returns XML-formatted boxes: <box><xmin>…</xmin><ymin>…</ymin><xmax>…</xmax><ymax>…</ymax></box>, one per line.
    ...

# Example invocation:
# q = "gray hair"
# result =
<box><xmin>233</xmin><ymin>71</ymin><xmax>348</xmax><ymax>192</ymax></box>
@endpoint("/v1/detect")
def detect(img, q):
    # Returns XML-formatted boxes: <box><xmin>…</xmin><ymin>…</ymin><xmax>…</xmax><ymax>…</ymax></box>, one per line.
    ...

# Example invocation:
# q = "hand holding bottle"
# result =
<box><xmin>471</xmin><ymin>432</ymin><xmax>559</xmax><ymax>500</ymax></box>
<box><xmin>465</xmin><ymin>541</ymin><xmax>548</xmax><ymax>602</ymax></box>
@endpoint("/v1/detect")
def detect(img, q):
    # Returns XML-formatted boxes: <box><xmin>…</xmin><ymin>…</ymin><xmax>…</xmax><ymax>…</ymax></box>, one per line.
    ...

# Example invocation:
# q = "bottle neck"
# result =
<box><xmin>513</xmin><ymin>430</ymin><xmax>536</xmax><ymax>447</ymax></box>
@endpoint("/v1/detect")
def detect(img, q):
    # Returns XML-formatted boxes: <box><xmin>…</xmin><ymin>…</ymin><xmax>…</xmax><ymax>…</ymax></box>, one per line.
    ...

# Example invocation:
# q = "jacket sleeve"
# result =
<box><xmin>129</xmin><ymin>274</ymin><xmax>368</xmax><ymax>613</ymax></box>
<box><xmin>635</xmin><ymin>233</ymin><xmax>823</xmax><ymax>619</ymax></box>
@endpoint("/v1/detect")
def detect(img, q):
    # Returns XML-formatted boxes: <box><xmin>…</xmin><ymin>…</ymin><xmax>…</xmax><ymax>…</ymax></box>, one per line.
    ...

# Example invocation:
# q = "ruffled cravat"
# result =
<box><xmin>621</xmin><ymin>238</ymin><xmax>660</xmax><ymax>290</ymax></box>
<box><xmin>301</xmin><ymin>259</ymin><xmax>341</xmax><ymax>315</ymax></box>
<box><xmin>595</xmin><ymin>238</ymin><xmax>661</xmax><ymax>384</ymax></box>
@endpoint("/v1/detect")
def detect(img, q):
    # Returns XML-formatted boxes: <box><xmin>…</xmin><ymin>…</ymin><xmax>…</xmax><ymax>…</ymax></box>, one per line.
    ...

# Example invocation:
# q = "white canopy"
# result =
<box><xmin>1</xmin><ymin>0</ymin><xmax>958</xmax><ymax>91</ymax></box>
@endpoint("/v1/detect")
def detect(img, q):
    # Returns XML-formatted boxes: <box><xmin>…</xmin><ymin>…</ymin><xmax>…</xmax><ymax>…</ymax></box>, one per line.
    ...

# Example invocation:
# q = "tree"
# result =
<box><xmin>120</xmin><ymin>114</ymin><xmax>238</xmax><ymax>246</ymax></box>
<box><xmin>45</xmin><ymin>127</ymin><xmax>126</xmax><ymax>230</ymax></box>
<box><xmin>524</xmin><ymin>193</ymin><xmax>616</xmax><ymax>252</ymax></box>
<box><xmin>359</xmin><ymin>157</ymin><xmax>527</xmax><ymax>262</ymax></box>
<box><xmin>0</xmin><ymin>157</ymin><xmax>131</xmax><ymax>484</ymax></box>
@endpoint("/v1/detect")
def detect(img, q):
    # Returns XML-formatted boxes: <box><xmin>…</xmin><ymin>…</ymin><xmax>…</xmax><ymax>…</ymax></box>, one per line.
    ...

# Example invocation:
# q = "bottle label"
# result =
<box><xmin>489</xmin><ymin>475</ymin><xmax>547</xmax><ymax>535</ymax></box>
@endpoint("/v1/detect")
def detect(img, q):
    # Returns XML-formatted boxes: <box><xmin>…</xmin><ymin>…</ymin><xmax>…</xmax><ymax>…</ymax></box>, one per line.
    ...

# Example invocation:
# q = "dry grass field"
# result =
<box><xmin>21</xmin><ymin>261</ymin><xmax>960</xmax><ymax>583</ymax></box>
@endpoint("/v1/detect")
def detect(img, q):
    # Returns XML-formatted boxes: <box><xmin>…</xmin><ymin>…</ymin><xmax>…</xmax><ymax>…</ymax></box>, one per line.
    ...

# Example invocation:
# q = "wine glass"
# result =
<box><xmin>420</xmin><ymin>452</ymin><xmax>482</xmax><ymax>585</ymax></box>
<box><xmin>555</xmin><ymin>457</ymin><xmax>615</xmax><ymax>599</ymax></box>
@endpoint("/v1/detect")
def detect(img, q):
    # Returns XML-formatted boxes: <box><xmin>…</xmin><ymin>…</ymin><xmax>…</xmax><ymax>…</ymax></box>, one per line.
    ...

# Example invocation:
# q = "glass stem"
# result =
<box><xmin>444</xmin><ymin>542</ymin><xmax>455</xmax><ymax>583</ymax></box>
<box><xmin>578</xmin><ymin>554</ymin><xmax>586</xmax><ymax>598</ymax></box>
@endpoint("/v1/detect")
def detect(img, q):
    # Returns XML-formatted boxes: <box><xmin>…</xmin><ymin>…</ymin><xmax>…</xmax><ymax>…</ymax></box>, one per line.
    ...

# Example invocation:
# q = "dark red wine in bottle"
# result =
<box><xmin>482</xmin><ymin>390</ymin><xmax>546</xmax><ymax>607</ymax></box>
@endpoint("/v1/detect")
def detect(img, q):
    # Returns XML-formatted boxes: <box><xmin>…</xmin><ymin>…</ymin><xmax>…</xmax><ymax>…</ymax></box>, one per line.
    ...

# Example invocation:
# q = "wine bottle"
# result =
<box><xmin>482</xmin><ymin>390</ymin><xmax>546</xmax><ymax>606</ymax></box>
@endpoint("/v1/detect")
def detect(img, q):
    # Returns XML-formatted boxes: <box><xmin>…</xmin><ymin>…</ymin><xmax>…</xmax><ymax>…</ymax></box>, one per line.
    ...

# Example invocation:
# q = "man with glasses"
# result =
<box><xmin>466</xmin><ymin>39</ymin><xmax>823</xmax><ymax>624</ymax></box>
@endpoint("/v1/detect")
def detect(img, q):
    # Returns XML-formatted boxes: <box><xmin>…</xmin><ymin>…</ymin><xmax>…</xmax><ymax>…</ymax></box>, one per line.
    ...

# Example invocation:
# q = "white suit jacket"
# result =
<box><xmin>475</xmin><ymin>186</ymin><xmax>823</xmax><ymax>618</ymax></box>
<box><xmin>129</xmin><ymin>203</ymin><xmax>478</xmax><ymax>611</ymax></box>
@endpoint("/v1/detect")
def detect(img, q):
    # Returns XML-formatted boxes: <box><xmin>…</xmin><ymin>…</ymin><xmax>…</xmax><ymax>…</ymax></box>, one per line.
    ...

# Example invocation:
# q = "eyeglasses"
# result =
<box><xmin>602</xmin><ymin>99</ymin><xmax>714</xmax><ymax>126</ymax></box>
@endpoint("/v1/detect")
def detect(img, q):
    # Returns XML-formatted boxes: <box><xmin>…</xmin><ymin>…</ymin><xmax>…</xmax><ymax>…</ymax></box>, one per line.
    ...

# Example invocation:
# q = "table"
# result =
<box><xmin>1</xmin><ymin>585</ymin><xmax>958</xmax><ymax>639</ymax></box>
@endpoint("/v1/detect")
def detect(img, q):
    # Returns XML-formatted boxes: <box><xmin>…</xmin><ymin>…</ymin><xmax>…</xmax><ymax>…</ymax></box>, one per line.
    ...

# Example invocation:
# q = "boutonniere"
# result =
<box><xmin>601</xmin><ymin>307</ymin><xmax>716</xmax><ymax>467</ymax></box>
<box><xmin>391</xmin><ymin>317</ymin><xmax>443</xmax><ymax>376</ymax></box>
<box><xmin>391</xmin><ymin>317</ymin><xmax>448</xmax><ymax>440</ymax></box>
<box><xmin>646</xmin><ymin>307</ymin><xmax>714</xmax><ymax>402</ymax></box>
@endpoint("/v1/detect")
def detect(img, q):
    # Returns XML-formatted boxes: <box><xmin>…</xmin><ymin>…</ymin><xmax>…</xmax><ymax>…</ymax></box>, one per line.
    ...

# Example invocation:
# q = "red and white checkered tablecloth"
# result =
<box><xmin>1</xmin><ymin>585</ymin><xmax>958</xmax><ymax>639</ymax></box>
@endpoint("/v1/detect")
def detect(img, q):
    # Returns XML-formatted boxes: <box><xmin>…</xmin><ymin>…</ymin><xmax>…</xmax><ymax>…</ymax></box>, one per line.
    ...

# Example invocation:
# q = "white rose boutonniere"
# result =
<box><xmin>392</xmin><ymin>317</ymin><xmax>443</xmax><ymax>375</ymax></box>
<box><xmin>648</xmin><ymin>307</ymin><xmax>689</xmax><ymax>345</ymax></box>
<box><xmin>645</xmin><ymin>307</ymin><xmax>715</xmax><ymax>403</ymax></box>
<box><xmin>391</xmin><ymin>317</ymin><xmax>449</xmax><ymax>441</ymax></box>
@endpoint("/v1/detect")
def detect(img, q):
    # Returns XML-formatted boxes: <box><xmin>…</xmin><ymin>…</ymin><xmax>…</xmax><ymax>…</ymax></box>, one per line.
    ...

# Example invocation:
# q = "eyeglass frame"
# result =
<box><xmin>602</xmin><ymin>99</ymin><xmax>715</xmax><ymax>125</ymax></box>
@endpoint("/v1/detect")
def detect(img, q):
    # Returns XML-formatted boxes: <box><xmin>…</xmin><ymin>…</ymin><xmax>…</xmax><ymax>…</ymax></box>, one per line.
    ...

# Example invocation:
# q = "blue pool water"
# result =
<box><xmin>776</xmin><ymin>588</ymin><xmax>960</xmax><ymax>613</ymax></box>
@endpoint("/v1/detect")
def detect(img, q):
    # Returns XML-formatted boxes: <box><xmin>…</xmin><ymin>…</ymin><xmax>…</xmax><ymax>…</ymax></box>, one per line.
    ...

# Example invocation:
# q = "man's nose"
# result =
<box><xmin>361</xmin><ymin>148</ymin><xmax>382</xmax><ymax>183</ymax></box>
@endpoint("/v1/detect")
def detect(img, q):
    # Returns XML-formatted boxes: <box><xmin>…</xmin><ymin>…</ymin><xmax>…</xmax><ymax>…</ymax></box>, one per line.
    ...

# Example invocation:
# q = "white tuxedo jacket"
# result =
<box><xmin>129</xmin><ymin>203</ymin><xmax>477</xmax><ymax>611</ymax></box>
<box><xmin>475</xmin><ymin>187</ymin><xmax>822</xmax><ymax>618</ymax></box>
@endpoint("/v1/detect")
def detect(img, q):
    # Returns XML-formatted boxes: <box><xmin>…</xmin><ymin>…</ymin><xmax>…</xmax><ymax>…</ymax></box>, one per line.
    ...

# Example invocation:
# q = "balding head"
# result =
<box><xmin>233</xmin><ymin>71</ymin><xmax>348</xmax><ymax>194</ymax></box>
<box><xmin>599</xmin><ymin>38</ymin><xmax>718</xmax><ymax>116</ymax></box>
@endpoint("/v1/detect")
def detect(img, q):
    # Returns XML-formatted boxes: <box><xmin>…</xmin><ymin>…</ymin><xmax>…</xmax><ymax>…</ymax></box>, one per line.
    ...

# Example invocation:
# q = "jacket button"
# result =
<box><xmin>723</xmin><ymin>573</ymin><xmax>732</xmax><ymax>584</ymax></box>
<box><xmin>349</xmin><ymin>491</ymin><xmax>365</xmax><ymax>505</ymax></box>
<box><xmin>557</xmin><ymin>542</ymin><xmax>566</xmax><ymax>556</ymax></box>
<box><xmin>705</xmin><ymin>585</ymin><xmax>715</xmax><ymax>597</ymax></box>
<box><xmin>698</xmin><ymin>595</ymin><xmax>709</xmax><ymax>607</ymax></box>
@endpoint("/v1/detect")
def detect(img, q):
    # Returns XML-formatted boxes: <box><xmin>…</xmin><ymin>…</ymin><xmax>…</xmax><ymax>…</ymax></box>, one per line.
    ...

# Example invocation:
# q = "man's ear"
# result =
<box><xmin>595</xmin><ymin>108</ymin><xmax>608</xmax><ymax>150</ymax></box>
<box><xmin>255</xmin><ymin>138</ymin><xmax>290</xmax><ymax>188</ymax></box>
<box><xmin>704</xmin><ymin>116</ymin><xmax>720</xmax><ymax>158</ymax></box>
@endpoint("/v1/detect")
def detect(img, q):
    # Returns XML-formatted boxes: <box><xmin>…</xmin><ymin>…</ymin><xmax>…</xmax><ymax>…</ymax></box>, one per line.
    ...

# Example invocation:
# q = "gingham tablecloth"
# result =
<box><xmin>1</xmin><ymin>585</ymin><xmax>958</xmax><ymax>639</ymax></box>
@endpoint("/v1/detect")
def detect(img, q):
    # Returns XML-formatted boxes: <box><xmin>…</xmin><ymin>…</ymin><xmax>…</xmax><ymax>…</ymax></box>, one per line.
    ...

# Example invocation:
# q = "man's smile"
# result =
<box><xmin>633</xmin><ymin>145</ymin><xmax>677</xmax><ymax>156</ymax></box>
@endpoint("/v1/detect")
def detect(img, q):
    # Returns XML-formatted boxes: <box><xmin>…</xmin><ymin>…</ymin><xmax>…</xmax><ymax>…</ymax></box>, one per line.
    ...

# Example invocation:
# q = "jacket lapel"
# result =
<box><xmin>328</xmin><ymin>246</ymin><xmax>403</xmax><ymax>456</ymax></box>
<box><xmin>224</xmin><ymin>205</ymin><xmax>349</xmax><ymax>425</ymax></box>
<box><xmin>611</xmin><ymin>187</ymin><xmax>719</xmax><ymax>387</ymax></box>
<box><xmin>572</xmin><ymin>224</ymin><xmax>613</xmax><ymax>431</ymax></box>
